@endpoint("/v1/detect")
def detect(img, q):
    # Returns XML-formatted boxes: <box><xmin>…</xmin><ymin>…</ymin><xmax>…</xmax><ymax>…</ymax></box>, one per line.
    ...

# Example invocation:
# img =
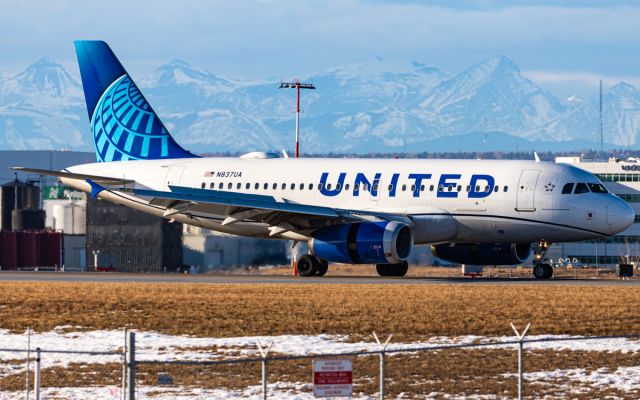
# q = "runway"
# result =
<box><xmin>0</xmin><ymin>271</ymin><xmax>638</xmax><ymax>286</ymax></box>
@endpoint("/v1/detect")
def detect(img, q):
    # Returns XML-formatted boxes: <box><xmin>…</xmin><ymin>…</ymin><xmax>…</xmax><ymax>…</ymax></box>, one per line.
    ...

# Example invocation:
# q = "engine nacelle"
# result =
<box><xmin>310</xmin><ymin>221</ymin><xmax>413</xmax><ymax>264</ymax></box>
<box><xmin>431</xmin><ymin>243</ymin><xmax>532</xmax><ymax>265</ymax></box>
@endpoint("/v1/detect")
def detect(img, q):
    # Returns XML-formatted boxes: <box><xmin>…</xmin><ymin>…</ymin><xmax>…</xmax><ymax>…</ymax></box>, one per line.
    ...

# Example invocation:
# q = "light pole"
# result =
<box><xmin>279</xmin><ymin>81</ymin><xmax>315</xmax><ymax>158</ymax></box>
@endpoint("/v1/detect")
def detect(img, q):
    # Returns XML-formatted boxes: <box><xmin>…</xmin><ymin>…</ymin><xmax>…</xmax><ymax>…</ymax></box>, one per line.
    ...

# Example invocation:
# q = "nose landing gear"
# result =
<box><xmin>533</xmin><ymin>240</ymin><xmax>553</xmax><ymax>279</ymax></box>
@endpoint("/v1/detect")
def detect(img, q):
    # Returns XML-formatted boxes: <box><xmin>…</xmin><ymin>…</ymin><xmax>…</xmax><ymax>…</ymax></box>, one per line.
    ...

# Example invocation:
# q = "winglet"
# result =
<box><xmin>86</xmin><ymin>178</ymin><xmax>105</xmax><ymax>200</ymax></box>
<box><xmin>534</xmin><ymin>152</ymin><xmax>541</xmax><ymax>163</ymax></box>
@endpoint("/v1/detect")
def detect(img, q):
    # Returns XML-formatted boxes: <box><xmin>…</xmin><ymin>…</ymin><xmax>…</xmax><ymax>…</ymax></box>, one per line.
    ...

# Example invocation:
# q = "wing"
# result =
<box><xmin>10</xmin><ymin>167</ymin><xmax>412</xmax><ymax>237</ymax></box>
<box><xmin>128</xmin><ymin>185</ymin><xmax>413</xmax><ymax>236</ymax></box>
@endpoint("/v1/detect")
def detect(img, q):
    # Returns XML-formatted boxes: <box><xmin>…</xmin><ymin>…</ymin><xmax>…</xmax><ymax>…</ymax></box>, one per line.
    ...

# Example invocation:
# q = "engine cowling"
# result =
<box><xmin>431</xmin><ymin>243</ymin><xmax>531</xmax><ymax>265</ymax></box>
<box><xmin>310</xmin><ymin>221</ymin><xmax>413</xmax><ymax>264</ymax></box>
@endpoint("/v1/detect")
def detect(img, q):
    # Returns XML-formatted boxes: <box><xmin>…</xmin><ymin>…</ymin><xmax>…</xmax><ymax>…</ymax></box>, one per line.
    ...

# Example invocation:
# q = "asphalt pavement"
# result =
<box><xmin>0</xmin><ymin>271</ymin><xmax>638</xmax><ymax>286</ymax></box>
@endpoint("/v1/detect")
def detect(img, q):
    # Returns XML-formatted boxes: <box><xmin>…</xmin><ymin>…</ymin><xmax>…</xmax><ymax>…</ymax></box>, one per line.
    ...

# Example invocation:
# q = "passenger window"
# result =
<box><xmin>327</xmin><ymin>183</ymin><xmax>332</xmax><ymax>190</ymax></box>
<box><xmin>345</xmin><ymin>184</ymin><xmax>350</xmax><ymax>191</ymax></box>
<box><xmin>318</xmin><ymin>183</ymin><xmax>323</xmax><ymax>190</ymax></box>
<box><xmin>272</xmin><ymin>183</ymin><xmax>277</xmax><ymax>190</ymax></box>
<box><xmin>219</xmin><ymin>183</ymin><xmax>224</xmax><ymax>189</ymax></box>
<box><xmin>388</xmin><ymin>184</ymin><xmax>393</xmax><ymax>191</ymax></box>
<box><xmin>245</xmin><ymin>183</ymin><xmax>250</xmax><ymax>189</ymax></box>
<box><xmin>574</xmin><ymin>183</ymin><xmax>590</xmax><ymax>194</ymax></box>
<box><xmin>336</xmin><ymin>183</ymin><xmax>341</xmax><ymax>190</ymax></box>
<box><xmin>373</xmin><ymin>183</ymin><xmax>378</xmax><ymax>191</ymax></box>
<box><xmin>420</xmin><ymin>185</ymin><xmax>425</xmax><ymax>192</ymax></box>
<box><xmin>201</xmin><ymin>182</ymin><xmax>205</xmax><ymax>189</ymax></box>
<box><xmin>209</xmin><ymin>182</ymin><xmax>215</xmax><ymax>189</ymax></box>
<box><xmin>503</xmin><ymin>186</ymin><xmax>508</xmax><ymax>192</ymax></box>
<box><xmin>410</xmin><ymin>185</ymin><xmax>415</xmax><ymax>192</ymax></box>
<box><xmin>299</xmin><ymin>183</ymin><xmax>304</xmax><ymax>190</ymax></box>
<box><xmin>255</xmin><ymin>183</ymin><xmax>259</xmax><ymax>190</ymax></box>
<box><xmin>236</xmin><ymin>183</ymin><xmax>241</xmax><ymax>189</ymax></box>
<box><xmin>562</xmin><ymin>183</ymin><xmax>574</xmax><ymax>194</ymax></box>
<box><xmin>430</xmin><ymin>185</ymin><xmax>434</xmax><ymax>192</ymax></box>
<box><xmin>466</xmin><ymin>185</ymin><xmax>471</xmax><ymax>192</ymax></box>
<box><xmin>290</xmin><ymin>183</ymin><xmax>295</xmax><ymax>190</ymax></box>
<box><xmin>228</xmin><ymin>182</ymin><xmax>232</xmax><ymax>189</ymax></box>
<box><xmin>309</xmin><ymin>183</ymin><xmax>314</xmax><ymax>190</ymax></box>
<box><xmin>363</xmin><ymin>184</ymin><xmax>369</xmax><ymax>191</ymax></box>
<box><xmin>263</xmin><ymin>183</ymin><xmax>268</xmax><ymax>190</ymax></box>
<box><xmin>402</xmin><ymin>184</ymin><xmax>407</xmax><ymax>191</ymax></box>
<box><xmin>494</xmin><ymin>186</ymin><xmax>499</xmax><ymax>192</ymax></box>
<box><xmin>457</xmin><ymin>185</ymin><xmax>462</xmax><ymax>192</ymax></box>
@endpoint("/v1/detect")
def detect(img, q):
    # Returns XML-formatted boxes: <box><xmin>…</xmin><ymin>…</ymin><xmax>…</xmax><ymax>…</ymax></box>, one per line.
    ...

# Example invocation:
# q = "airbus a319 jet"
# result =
<box><xmin>14</xmin><ymin>41</ymin><xmax>635</xmax><ymax>279</ymax></box>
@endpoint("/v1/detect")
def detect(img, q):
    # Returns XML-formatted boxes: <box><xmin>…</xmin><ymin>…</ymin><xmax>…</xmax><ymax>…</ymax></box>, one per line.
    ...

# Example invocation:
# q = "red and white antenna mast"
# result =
<box><xmin>279</xmin><ymin>80</ymin><xmax>315</xmax><ymax>158</ymax></box>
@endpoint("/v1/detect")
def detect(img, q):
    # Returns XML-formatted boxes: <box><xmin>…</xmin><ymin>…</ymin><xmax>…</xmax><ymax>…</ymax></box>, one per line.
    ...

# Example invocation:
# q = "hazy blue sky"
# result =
<box><xmin>0</xmin><ymin>0</ymin><xmax>638</xmax><ymax>97</ymax></box>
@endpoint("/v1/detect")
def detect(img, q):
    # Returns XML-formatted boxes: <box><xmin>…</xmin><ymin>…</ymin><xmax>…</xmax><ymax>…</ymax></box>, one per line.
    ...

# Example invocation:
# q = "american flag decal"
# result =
<box><xmin>204</xmin><ymin>171</ymin><xmax>214</xmax><ymax>177</ymax></box>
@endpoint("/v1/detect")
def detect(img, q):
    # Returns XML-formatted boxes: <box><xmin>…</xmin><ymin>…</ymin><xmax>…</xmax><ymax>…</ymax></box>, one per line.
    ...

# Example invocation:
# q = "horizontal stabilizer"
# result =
<box><xmin>10</xmin><ymin>167</ymin><xmax>134</xmax><ymax>185</ymax></box>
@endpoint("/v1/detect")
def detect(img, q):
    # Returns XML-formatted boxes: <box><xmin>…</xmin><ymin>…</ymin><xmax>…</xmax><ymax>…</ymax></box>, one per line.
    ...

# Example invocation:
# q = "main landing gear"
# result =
<box><xmin>376</xmin><ymin>261</ymin><xmax>409</xmax><ymax>277</ymax></box>
<box><xmin>533</xmin><ymin>240</ymin><xmax>553</xmax><ymax>279</ymax></box>
<box><xmin>296</xmin><ymin>254</ymin><xmax>329</xmax><ymax>277</ymax></box>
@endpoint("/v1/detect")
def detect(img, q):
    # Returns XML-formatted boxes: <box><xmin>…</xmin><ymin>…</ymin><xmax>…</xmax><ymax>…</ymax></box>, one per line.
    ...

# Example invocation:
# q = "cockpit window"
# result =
<box><xmin>588</xmin><ymin>183</ymin><xmax>608</xmax><ymax>193</ymax></box>
<box><xmin>562</xmin><ymin>183</ymin><xmax>574</xmax><ymax>194</ymax></box>
<box><xmin>574</xmin><ymin>183</ymin><xmax>590</xmax><ymax>194</ymax></box>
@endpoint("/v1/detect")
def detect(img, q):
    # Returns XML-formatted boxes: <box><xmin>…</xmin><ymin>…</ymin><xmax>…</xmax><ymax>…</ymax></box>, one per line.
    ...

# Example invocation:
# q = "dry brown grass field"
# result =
<box><xmin>1</xmin><ymin>282</ymin><xmax>639</xmax><ymax>398</ymax></box>
<box><xmin>0</xmin><ymin>281</ymin><xmax>638</xmax><ymax>338</ymax></box>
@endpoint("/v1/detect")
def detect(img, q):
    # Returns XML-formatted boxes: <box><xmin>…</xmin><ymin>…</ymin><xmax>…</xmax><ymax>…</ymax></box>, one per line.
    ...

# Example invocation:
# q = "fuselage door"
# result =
<box><xmin>516</xmin><ymin>169</ymin><xmax>540</xmax><ymax>212</ymax></box>
<box><xmin>165</xmin><ymin>166</ymin><xmax>186</xmax><ymax>191</ymax></box>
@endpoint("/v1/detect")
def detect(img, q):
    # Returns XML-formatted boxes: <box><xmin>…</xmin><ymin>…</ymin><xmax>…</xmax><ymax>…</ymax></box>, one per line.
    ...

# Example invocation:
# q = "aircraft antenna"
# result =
<box><xmin>279</xmin><ymin>80</ymin><xmax>316</xmax><ymax>158</ymax></box>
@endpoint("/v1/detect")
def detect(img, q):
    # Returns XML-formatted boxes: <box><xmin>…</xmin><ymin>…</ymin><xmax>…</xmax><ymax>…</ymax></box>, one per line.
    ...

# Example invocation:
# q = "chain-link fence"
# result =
<box><xmin>1</xmin><ymin>326</ymin><xmax>639</xmax><ymax>399</ymax></box>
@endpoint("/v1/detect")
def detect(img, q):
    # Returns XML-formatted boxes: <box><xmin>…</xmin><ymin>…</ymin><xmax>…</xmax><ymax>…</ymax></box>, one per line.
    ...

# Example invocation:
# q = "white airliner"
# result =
<box><xmin>14</xmin><ymin>41</ymin><xmax>635</xmax><ymax>279</ymax></box>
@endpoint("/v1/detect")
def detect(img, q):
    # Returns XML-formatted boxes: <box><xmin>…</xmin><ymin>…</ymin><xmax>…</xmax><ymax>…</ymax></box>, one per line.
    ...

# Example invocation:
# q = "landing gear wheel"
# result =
<box><xmin>315</xmin><ymin>259</ymin><xmax>329</xmax><ymax>277</ymax></box>
<box><xmin>533</xmin><ymin>263</ymin><xmax>553</xmax><ymax>279</ymax></box>
<box><xmin>376</xmin><ymin>260</ymin><xmax>409</xmax><ymax>277</ymax></box>
<box><xmin>297</xmin><ymin>254</ymin><xmax>317</xmax><ymax>277</ymax></box>
<box><xmin>543</xmin><ymin>263</ymin><xmax>553</xmax><ymax>279</ymax></box>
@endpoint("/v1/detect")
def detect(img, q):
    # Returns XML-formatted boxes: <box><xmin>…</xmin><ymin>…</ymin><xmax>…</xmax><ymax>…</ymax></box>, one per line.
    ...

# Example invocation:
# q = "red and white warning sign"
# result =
<box><xmin>313</xmin><ymin>359</ymin><xmax>353</xmax><ymax>397</ymax></box>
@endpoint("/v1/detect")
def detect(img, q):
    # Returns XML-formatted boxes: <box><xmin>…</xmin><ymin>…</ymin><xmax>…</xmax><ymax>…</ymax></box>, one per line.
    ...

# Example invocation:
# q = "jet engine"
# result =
<box><xmin>310</xmin><ymin>221</ymin><xmax>413</xmax><ymax>264</ymax></box>
<box><xmin>431</xmin><ymin>243</ymin><xmax>531</xmax><ymax>265</ymax></box>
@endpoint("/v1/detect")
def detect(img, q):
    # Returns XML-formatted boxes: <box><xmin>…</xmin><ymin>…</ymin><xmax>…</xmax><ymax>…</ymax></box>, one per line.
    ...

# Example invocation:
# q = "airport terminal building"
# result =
<box><xmin>553</xmin><ymin>157</ymin><xmax>640</xmax><ymax>266</ymax></box>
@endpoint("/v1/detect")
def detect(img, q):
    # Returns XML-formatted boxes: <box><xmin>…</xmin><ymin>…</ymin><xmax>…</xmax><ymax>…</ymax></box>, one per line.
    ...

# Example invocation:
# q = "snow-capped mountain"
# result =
<box><xmin>0</xmin><ymin>59</ymin><xmax>85</xmax><ymax>150</ymax></box>
<box><xmin>0</xmin><ymin>55</ymin><xmax>639</xmax><ymax>154</ymax></box>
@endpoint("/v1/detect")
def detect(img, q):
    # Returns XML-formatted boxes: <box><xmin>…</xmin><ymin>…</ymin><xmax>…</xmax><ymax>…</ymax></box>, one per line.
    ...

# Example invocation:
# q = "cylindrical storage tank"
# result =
<box><xmin>72</xmin><ymin>202</ymin><xmax>86</xmax><ymax>234</ymax></box>
<box><xmin>0</xmin><ymin>231</ymin><xmax>18</xmax><ymax>269</ymax></box>
<box><xmin>16</xmin><ymin>231</ymin><xmax>37</xmax><ymax>267</ymax></box>
<box><xmin>19</xmin><ymin>184</ymin><xmax>40</xmax><ymax>210</ymax></box>
<box><xmin>52</xmin><ymin>204</ymin><xmax>65</xmax><ymax>231</ymax></box>
<box><xmin>53</xmin><ymin>204</ymin><xmax>74</xmax><ymax>233</ymax></box>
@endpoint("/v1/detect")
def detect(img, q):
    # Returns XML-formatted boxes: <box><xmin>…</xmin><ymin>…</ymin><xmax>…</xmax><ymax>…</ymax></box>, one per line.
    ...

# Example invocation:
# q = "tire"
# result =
<box><xmin>376</xmin><ymin>261</ymin><xmax>409</xmax><ymax>277</ymax></box>
<box><xmin>533</xmin><ymin>263</ymin><xmax>553</xmax><ymax>279</ymax></box>
<box><xmin>315</xmin><ymin>259</ymin><xmax>329</xmax><ymax>277</ymax></box>
<box><xmin>543</xmin><ymin>263</ymin><xmax>554</xmax><ymax>279</ymax></box>
<box><xmin>297</xmin><ymin>254</ymin><xmax>317</xmax><ymax>277</ymax></box>
<box><xmin>395</xmin><ymin>260</ymin><xmax>409</xmax><ymax>277</ymax></box>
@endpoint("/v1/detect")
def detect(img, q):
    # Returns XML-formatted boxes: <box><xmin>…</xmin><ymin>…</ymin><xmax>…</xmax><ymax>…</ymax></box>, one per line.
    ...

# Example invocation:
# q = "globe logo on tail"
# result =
<box><xmin>91</xmin><ymin>75</ymin><xmax>186</xmax><ymax>162</ymax></box>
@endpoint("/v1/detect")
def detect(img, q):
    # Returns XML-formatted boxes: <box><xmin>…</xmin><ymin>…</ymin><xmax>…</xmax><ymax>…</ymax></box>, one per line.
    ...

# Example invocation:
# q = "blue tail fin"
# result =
<box><xmin>74</xmin><ymin>40</ymin><xmax>197</xmax><ymax>162</ymax></box>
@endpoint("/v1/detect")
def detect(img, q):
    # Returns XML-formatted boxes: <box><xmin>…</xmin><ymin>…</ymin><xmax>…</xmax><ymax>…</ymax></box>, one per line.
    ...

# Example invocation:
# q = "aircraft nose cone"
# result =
<box><xmin>606</xmin><ymin>199</ymin><xmax>635</xmax><ymax>234</ymax></box>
